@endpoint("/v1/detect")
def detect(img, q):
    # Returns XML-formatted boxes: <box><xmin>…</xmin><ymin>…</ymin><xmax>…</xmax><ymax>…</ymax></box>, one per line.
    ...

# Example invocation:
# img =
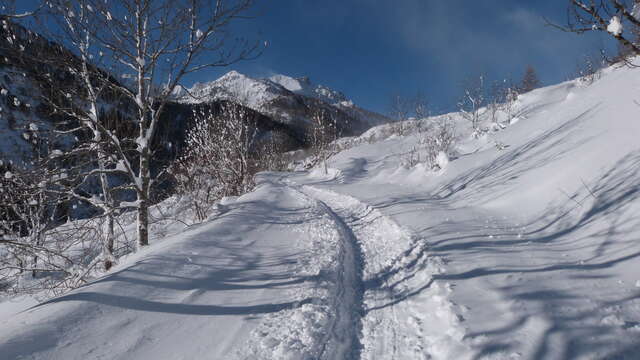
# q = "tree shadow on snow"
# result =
<box><xmin>34</xmin><ymin>191</ymin><xmax>329</xmax><ymax>318</ymax></box>
<box><xmin>426</xmin><ymin>150</ymin><xmax>640</xmax><ymax>359</ymax></box>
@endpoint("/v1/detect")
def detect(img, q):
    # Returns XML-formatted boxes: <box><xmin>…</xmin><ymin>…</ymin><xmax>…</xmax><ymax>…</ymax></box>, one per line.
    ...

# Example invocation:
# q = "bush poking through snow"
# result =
<box><xmin>574</xmin><ymin>54</ymin><xmax>602</xmax><ymax>86</ymax></box>
<box><xmin>402</xmin><ymin>117</ymin><xmax>456</xmax><ymax>170</ymax></box>
<box><xmin>0</xmin><ymin>163</ymin><xmax>108</xmax><ymax>296</ymax></box>
<box><xmin>171</xmin><ymin>103</ymin><xmax>266</xmax><ymax>222</ymax></box>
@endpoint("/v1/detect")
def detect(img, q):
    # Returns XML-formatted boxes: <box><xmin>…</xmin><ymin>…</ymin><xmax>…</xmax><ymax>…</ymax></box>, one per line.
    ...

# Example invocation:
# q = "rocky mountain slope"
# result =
<box><xmin>176</xmin><ymin>70</ymin><xmax>390</xmax><ymax>139</ymax></box>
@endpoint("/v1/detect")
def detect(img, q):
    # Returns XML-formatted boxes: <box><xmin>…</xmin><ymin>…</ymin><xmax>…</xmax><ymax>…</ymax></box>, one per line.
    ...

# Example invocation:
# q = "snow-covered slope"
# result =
<box><xmin>2</xmin><ymin>62</ymin><xmax>640</xmax><ymax>359</ymax></box>
<box><xmin>293</xmin><ymin>62</ymin><xmax>640</xmax><ymax>359</ymax></box>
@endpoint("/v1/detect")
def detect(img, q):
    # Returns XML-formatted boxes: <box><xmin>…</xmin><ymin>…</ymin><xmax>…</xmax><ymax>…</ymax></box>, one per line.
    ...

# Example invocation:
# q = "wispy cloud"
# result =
<box><xmin>362</xmin><ymin>1</ymin><xmax>604</xmax><ymax>81</ymax></box>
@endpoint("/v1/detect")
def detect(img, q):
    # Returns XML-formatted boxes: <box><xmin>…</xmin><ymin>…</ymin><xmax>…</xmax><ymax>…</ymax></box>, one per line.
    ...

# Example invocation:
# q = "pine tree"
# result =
<box><xmin>520</xmin><ymin>65</ymin><xmax>541</xmax><ymax>94</ymax></box>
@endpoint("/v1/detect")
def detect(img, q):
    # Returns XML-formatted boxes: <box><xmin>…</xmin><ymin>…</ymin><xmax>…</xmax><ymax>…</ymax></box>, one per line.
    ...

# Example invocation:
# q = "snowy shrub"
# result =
<box><xmin>261</xmin><ymin>134</ymin><xmax>292</xmax><ymax>172</ymax></box>
<box><xmin>171</xmin><ymin>103</ymin><xmax>260</xmax><ymax>222</ymax></box>
<box><xmin>574</xmin><ymin>55</ymin><xmax>602</xmax><ymax>87</ymax></box>
<box><xmin>402</xmin><ymin>117</ymin><xmax>456</xmax><ymax>170</ymax></box>
<box><xmin>0</xmin><ymin>163</ymin><xmax>107</xmax><ymax>296</ymax></box>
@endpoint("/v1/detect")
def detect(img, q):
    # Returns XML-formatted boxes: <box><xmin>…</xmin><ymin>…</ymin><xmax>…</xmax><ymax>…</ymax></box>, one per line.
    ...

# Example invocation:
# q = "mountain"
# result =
<box><xmin>177</xmin><ymin>71</ymin><xmax>390</xmax><ymax>138</ymax></box>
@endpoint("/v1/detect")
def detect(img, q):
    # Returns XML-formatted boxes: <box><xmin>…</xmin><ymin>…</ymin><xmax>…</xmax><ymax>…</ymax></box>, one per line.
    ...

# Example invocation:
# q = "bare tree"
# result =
<box><xmin>550</xmin><ymin>1</ymin><xmax>640</xmax><ymax>61</ymax></box>
<box><xmin>458</xmin><ymin>75</ymin><xmax>486</xmax><ymax>135</ymax></box>
<box><xmin>502</xmin><ymin>80</ymin><xmax>520</xmax><ymax>124</ymax></box>
<box><xmin>487</xmin><ymin>80</ymin><xmax>505</xmax><ymax>128</ymax></box>
<box><xmin>388</xmin><ymin>92</ymin><xmax>430</xmax><ymax>136</ymax></box>
<box><xmin>0</xmin><ymin>10</ymin><xmax>131</xmax><ymax>270</ymax></box>
<box><xmin>308</xmin><ymin>109</ymin><xmax>338</xmax><ymax>174</ymax></box>
<box><xmin>39</xmin><ymin>0</ymin><xmax>259</xmax><ymax>248</ymax></box>
<box><xmin>520</xmin><ymin>65</ymin><xmax>541</xmax><ymax>93</ymax></box>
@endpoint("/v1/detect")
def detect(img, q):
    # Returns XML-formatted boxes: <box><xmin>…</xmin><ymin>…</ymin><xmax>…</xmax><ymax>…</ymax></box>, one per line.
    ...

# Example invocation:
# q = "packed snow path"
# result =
<box><xmin>290</xmin><ymin>186</ymin><xmax>365</xmax><ymax>359</ymax></box>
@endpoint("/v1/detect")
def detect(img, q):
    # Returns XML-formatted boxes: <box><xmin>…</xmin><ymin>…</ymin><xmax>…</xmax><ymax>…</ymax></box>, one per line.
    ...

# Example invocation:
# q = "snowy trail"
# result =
<box><xmin>288</xmin><ymin>186</ymin><xmax>364</xmax><ymax>360</ymax></box>
<box><xmin>294</xmin><ymin>183</ymin><xmax>471</xmax><ymax>360</ymax></box>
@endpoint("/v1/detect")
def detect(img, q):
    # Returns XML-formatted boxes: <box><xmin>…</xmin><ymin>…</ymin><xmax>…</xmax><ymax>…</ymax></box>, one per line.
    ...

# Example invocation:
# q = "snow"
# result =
<box><xmin>180</xmin><ymin>70</ymin><xmax>283</xmax><ymax>109</ymax></box>
<box><xmin>269</xmin><ymin>74</ymin><xmax>348</xmax><ymax>104</ymax></box>
<box><xmin>2</xmin><ymin>59</ymin><xmax>640</xmax><ymax>359</ymax></box>
<box><xmin>608</xmin><ymin>16</ymin><xmax>623</xmax><ymax>36</ymax></box>
<box><xmin>435</xmin><ymin>151</ymin><xmax>449</xmax><ymax>169</ymax></box>
<box><xmin>50</xmin><ymin>149</ymin><xmax>63</xmax><ymax>158</ymax></box>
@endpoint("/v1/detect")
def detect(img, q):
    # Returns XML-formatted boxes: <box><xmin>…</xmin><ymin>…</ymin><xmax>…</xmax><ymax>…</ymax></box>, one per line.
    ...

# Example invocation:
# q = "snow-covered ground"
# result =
<box><xmin>2</xmin><ymin>62</ymin><xmax>640</xmax><ymax>359</ymax></box>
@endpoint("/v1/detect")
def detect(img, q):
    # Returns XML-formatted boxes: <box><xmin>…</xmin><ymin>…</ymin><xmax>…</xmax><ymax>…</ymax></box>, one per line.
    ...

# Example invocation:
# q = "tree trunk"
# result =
<box><xmin>137</xmin><ymin>197</ymin><xmax>149</xmax><ymax>248</ymax></box>
<box><xmin>137</xmin><ymin>148</ymin><xmax>151</xmax><ymax>248</ymax></box>
<box><xmin>97</xmin><ymin>152</ymin><xmax>116</xmax><ymax>270</ymax></box>
<box><xmin>103</xmin><ymin>214</ymin><xmax>115</xmax><ymax>270</ymax></box>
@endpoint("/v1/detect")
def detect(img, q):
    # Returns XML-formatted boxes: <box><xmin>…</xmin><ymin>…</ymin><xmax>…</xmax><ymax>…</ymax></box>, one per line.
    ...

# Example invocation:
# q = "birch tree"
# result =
<box><xmin>42</xmin><ymin>0</ymin><xmax>258</xmax><ymax>248</ymax></box>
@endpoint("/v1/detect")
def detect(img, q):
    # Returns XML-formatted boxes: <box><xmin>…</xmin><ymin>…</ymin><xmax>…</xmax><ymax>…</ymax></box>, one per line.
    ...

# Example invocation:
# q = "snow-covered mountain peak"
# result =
<box><xmin>268</xmin><ymin>74</ymin><xmax>348</xmax><ymax>104</ymax></box>
<box><xmin>179</xmin><ymin>70</ymin><xmax>286</xmax><ymax>109</ymax></box>
<box><xmin>180</xmin><ymin>71</ymin><xmax>350</xmax><ymax>107</ymax></box>
<box><xmin>176</xmin><ymin>70</ymin><xmax>389</xmax><ymax>133</ymax></box>
<box><xmin>211</xmin><ymin>70</ymin><xmax>255</xmax><ymax>89</ymax></box>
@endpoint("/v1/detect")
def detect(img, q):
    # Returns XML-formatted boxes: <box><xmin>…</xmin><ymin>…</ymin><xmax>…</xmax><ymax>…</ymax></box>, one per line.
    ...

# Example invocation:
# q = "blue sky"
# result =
<box><xmin>190</xmin><ymin>0</ymin><xmax>612</xmax><ymax>114</ymax></box>
<box><xmin>16</xmin><ymin>0</ymin><xmax>612</xmax><ymax>115</ymax></box>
